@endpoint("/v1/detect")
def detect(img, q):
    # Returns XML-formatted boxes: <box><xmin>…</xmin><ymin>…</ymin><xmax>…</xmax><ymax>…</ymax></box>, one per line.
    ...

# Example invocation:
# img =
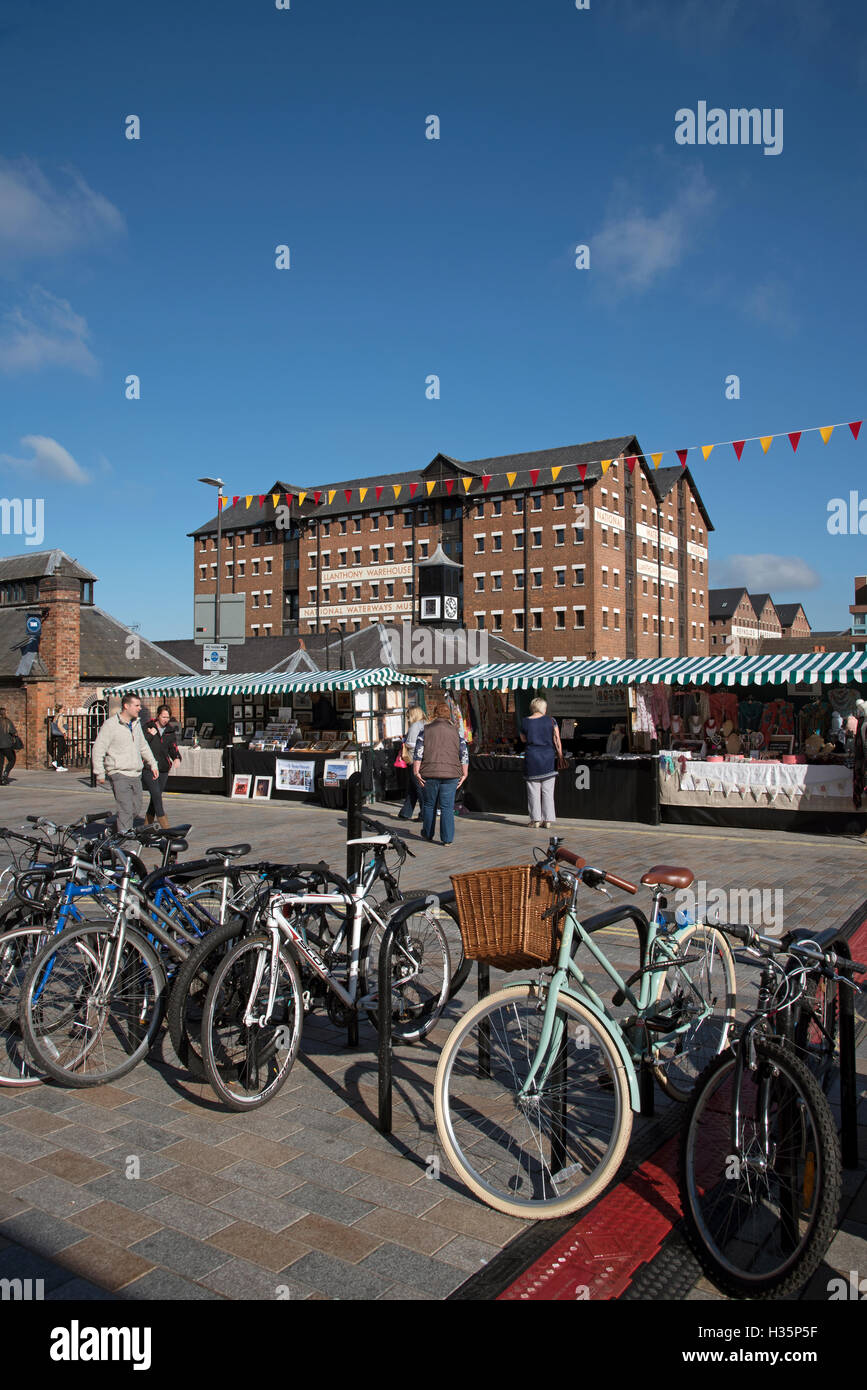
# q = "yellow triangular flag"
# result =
<box><xmin>271</xmin><ymin>493</ymin><xmax>280</xmax><ymax>508</ymax></box>
<box><xmin>601</xmin><ymin>459</ymin><xmax>611</xmax><ymax>474</ymax></box>
<box><xmin>701</xmin><ymin>445</ymin><xmax>713</xmax><ymax>461</ymax></box>
<box><xmin>551</xmin><ymin>466</ymin><xmax>562</xmax><ymax>482</ymax></box>
<box><xmin>760</xmin><ymin>436</ymin><xmax>773</xmax><ymax>454</ymax></box>
<box><xmin>359</xmin><ymin>487</ymin><xmax>368</xmax><ymax>503</ymax></box>
<box><xmin>506</xmin><ymin>472</ymin><xmax>517</xmax><ymax>487</ymax></box>
<box><xmin>426</xmin><ymin>480</ymin><xmax>436</xmax><ymax>496</ymax></box>
<box><xmin>651</xmin><ymin>453</ymin><xmax>664</xmax><ymax>468</ymax></box>
<box><xmin>245</xmin><ymin>495</ymin><xmax>253</xmax><ymax>508</ymax></box>
<box><xmin>820</xmin><ymin>426</ymin><xmax>834</xmax><ymax>445</ymax></box>
<box><xmin>297</xmin><ymin>491</ymin><xmax>306</xmax><ymax>505</ymax></box>
<box><xmin>328</xmin><ymin>489</ymin><xmax>336</xmax><ymax>504</ymax></box>
<box><xmin>392</xmin><ymin>484</ymin><xmax>402</xmax><ymax>500</ymax></box>
<box><xmin>462</xmin><ymin>476</ymin><xmax>473</xmax><ymax>492</ymax></box>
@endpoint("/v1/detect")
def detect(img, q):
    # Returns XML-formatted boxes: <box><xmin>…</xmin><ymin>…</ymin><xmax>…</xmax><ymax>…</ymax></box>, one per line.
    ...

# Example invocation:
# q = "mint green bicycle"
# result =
<box><xmin>433</xmin><ymin>840</ymin><xmax>737</xmax><ymax>1219</ymax></box>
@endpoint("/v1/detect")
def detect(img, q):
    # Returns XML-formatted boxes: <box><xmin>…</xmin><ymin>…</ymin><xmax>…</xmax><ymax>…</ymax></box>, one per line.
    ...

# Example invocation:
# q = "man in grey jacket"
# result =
<box><xmin>91</xmin><ymin>693</ymin><xmax>160</xmax><ymax>833</ymax></box>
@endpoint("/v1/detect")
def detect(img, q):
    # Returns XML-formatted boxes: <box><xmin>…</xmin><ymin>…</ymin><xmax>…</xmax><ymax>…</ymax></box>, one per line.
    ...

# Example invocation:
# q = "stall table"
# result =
<box><xmin>168</xmin><ymin>745</ymin><xmax>227</xmax><ymax>796</ymax></box>
<box><xmin>660</xmin><ymin>757</ymin><xmax>866</xmax><ymax>834</ymax></box>
<box><xmin>465</xmin><ymin>754</ymin><xmax>660</xmax><ymax>824</ymax></box>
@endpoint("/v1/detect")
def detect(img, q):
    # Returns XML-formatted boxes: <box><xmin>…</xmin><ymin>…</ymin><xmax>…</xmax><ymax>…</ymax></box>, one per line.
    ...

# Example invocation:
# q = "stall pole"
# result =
<box><xmin>345</xmin><ymin>771</ymin><xmax>364</xmax><ymax>1048</ymax></box>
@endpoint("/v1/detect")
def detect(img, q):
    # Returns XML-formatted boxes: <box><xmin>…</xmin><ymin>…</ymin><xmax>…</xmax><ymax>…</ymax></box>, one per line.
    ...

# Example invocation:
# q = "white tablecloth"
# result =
<box><xmin>660</xmin><ymin>759</ymin><xmax>852</xmax><ymax>809</ymax></box>
<box><xmin>168</xmin><ymin>747</ymin><xmax>224</xmax><ymax>780</ymax></box>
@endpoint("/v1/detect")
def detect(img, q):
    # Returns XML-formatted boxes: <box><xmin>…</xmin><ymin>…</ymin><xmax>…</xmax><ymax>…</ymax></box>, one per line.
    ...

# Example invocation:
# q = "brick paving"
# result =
<box><xmin>0</xmin><ymin>769</ymin><xmax>863</xmax><ymax>1301</ymax></box>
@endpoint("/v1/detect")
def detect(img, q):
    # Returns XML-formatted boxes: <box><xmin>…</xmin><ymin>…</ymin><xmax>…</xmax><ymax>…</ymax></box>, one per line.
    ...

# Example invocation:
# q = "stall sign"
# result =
<box><xmin>275</xmin><ymin>759</ymin><xmax>316</xmax><ymax>793</ymax></box>
<box><xmin>543</xmin><ymin>687</ymin><xmax>627</xmax><ymax>717</ymax></box>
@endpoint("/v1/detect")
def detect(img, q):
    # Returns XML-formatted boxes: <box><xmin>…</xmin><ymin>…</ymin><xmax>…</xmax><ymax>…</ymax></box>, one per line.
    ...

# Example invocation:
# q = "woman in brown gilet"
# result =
<box><xmin>411</xmin><ymin>703</ymin><xmax>469</xmax><ymax>845</ymax></box>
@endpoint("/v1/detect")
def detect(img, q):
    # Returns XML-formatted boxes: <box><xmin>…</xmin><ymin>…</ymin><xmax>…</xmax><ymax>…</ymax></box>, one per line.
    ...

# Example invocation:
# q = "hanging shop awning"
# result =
<box><xmin>103</xmin><ymin>667</ymin><xmax>421</xmax><ymax>698</ymax></box>
<box><xmin>444</xmin><ymin>651</ymin><xmax>867</xmax><ymax>691</ymax></box>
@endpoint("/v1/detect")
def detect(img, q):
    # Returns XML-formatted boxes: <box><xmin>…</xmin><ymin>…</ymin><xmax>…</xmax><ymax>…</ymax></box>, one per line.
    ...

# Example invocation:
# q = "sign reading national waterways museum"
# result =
<box><xmin>300</xmin><ymin>600</ymin><xmax>412</xmax><ymax>621</ymax></box>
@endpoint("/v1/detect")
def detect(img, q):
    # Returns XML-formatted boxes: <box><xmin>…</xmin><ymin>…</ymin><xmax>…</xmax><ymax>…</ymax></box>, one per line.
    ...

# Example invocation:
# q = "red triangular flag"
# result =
<box><xmin>577</xmin><ymin>465</ymin><xmax>587</xmax><ymax>482</ymax></box>
<box><xmin>625</xmin><ymin>456</ymin><xmax>637</xmax><ymax>473</ymax></box>
<box><xmin>285</xmin><ymin>493</ymin><xmax>293</xmax><ymax>506</ymax></box>
<box><xmin>788</xmin><ymin>432</ymin><xmax>801</xmax><ymax>452</ymax></box>
<box><xmin>676</xmin><ymin>449</ymin><xmax>688</xmax><ymax>468</ymax></box>
<box><xmin>344</xmin><ymin>489</ymin><xmax>352</xmax><ymax>504</ymax></box>
<box><xmin>409</xmin><ymin>482</ymin><xmax>418</xmax><ymax>498</ymax></box>
<box><xmin>445</xmin><ymin>478</ymin><xmax>455</xmax><ymax>495</ymax></box>
<box><xmin>375</xmin><ymin>486</ymin><xmax>383</xmax><ymax>501</ymax></box>
<box><xmin>232</xmin><ymin>496</ymin><xmax>239</xmax><ymax>507</ymax></box>
<box><xmin>849</xmin><ymin>420</ymin><xmax>862</xmax><ymax>440</ymax></box>
<box><xmin>258</xmin><ymin>495</ymin><xmax>265</xmax><ymax>506</ymax></box>
<box><xmin>732</xmin><ymin>441</ymin><xmax>745</xmax><ymax>460</ymax></box>
<box><xmin>529</xmin><ymin>469</ymin><xmax>539</xmax><ymax>486</ymax></box>
<box><xmin>481</xmin><ymin>474</ymin><xmax>492</xmax><ymax>490</ymax></box>
<box><xmin>313</xmin><ymin>490</ymin><xmax>322</xmax><ymax>505</ymax></box>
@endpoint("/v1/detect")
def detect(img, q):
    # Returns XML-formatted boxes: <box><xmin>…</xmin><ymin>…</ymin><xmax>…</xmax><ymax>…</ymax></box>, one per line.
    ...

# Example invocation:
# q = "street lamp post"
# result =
<box><xmin>198</xmin><ymin>477</ymin><xmax>225</xmax><ymax>643</ymax></box>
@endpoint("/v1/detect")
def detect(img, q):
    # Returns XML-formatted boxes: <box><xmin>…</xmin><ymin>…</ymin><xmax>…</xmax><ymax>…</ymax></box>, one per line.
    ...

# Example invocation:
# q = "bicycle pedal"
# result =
<box><xmin>642</xmin><ymin>1011</ymin><xmax>680</xmax><ymax>1033</ymax></box>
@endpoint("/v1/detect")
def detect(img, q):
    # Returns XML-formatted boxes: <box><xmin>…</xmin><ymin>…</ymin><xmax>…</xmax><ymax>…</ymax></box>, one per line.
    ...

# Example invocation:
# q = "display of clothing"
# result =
<box><xmin>709</xmin><ymin>691</ymin><xmax>739</xmax><ymax>728</ymax></box>
<box><xmin>798</xmin><ymin>699</ymin><xmax>830</xmax><ymax>743</ymax></box>
<box><xmin>759</xmin><ymin>699</ymin><xmax>795</xmax><ymax>743</ymax></box>
<box><xmin>828</xmin><ymin>685</ymin><xmax>859</xmax><ymax>719</ymax></box>
<box><xmin>737</xmin><ymin>700</ymin><xmax>763</xmax><ymax>733</ymax></box>
<box><xmin>634</xmin><ymin>685</ymin><xmax>656</xmax><ymax>735</ymax></box>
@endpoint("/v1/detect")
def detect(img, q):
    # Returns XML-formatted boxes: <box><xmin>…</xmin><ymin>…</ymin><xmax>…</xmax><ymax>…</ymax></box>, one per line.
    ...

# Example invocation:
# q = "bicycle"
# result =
<box><xmin>433</xmin><ymin>839</ymin><xmax>737</xmax><ymax>1219</ymax></box>
<box><xmin>199</xmin><ymin>826</ymin><xmax>458</xmax><ymax>1110</ymax></box>
<box><xmin>678</xmin><ymin>922</ymin><xmax>865</xmax><ymax>1298</ymax></box>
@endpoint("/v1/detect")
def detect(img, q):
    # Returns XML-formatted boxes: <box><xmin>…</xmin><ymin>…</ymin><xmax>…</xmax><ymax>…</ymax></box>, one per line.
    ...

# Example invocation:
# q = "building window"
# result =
<box><xmin>554</xmin><ymin>608</ymin><xmax>566</xmax><ymax>630</ymax></box>
<box><xmin>492</xmin><ymin>573</ymin><xmax>503</xmax><ymax>591</ymax></box>
<box><xmin>642</xmin><ymin>578</ymin><xmax>648</xmax><ymax>595</ymax></box>
<box><xmin>532</xmin><ymin>570</ymin><xmax>543</xmax><ymax>588</ymax></box>
<box><xmin>475</xmin><ymin>535</ymin><xmax>485</xmax><ymax>554</ymax></box>
<box><xmin>492</xmin><ymin>498</ymin><xmax>502</xmax><ymax>516</ymax></box>
<box><xmin>531</xmin><ymin>494</ymin><xmax>542</xmax><ymax>511</ymax></box>
<box><xmin>370</xmin><ymin>582</ymin><xmax>380</xmax><ymax>598</ymax></box>
<box><xmin>553</xmin><ymin>490</ymin><xmax>564</xmax><ymax>509</ymax></box>
<box><xmin>251</xmin><ymin>625</ymin><xmax>259</xmax><ymax>636</ymax></box>
<box><xmin>513</xmin><ymin>496</ymin><xmax>524</xmax><ymax>513</ymax></box>
<box><xmin>371</xmin><ymin>514</ymin><xmax>379</xmax><ymax>531</ymax></box>
<box><xmin>210</xmin><ymin>565</ymin><xmax>217</xmax><ymax>579</ymax></box>
<box><xmin>404</xmin><ymin>579</ymin><xmax>413</xmax><ymax>597</ymax></box>
<box><xmin>613</xmin><ymin>609</ymin><xmax>620</xmax><ymax>630</ymax></box>
<box><xmin>339</xmin><ymin>585</ymin><xmax>347</xmax><ymax>601</ymax></box>
<box><xmin>263</xmin><ymin>623</ymin><xmax>272</xmax><ymax>634</ymax></box>
<box><xmin>474</xmin><ymin>501</ymin><xmax>484</xmax><ymax>519</ymax></box>
<box><xmin>263</xmin><ymin>558</ymin><xmax>272</xmax><ymax>575</ymax></box>
<box><xmin>642</xmin><ymin>614</ymin><xmax>648</xmax><ymax>633</ymax></box>
<box><xmin>339</xmin><ymin>518</ymin><xmax>347</xmax><ymax>534</ymax></box>
<box><xmin>352</xmin><ymin>548</ymin><xmax>361</xmax><ymax>565</ymax></box>
<box><xmin>385</xmin><ymin>581</ymin><xmax>394</xmax><ymax>597</ymax></box>
<box><xmin>308</xmin><ymin>553</ymin><xmax>317</xmax><ymax>571</ymax></box>
<box><xmin>514</xmin><ymin>570</ymin><xmax>524</xmax><ymax>589</ymax></box>
<box><xmin>601</xmin><ymin>528</ymin><xmax>608</xmax><ymax>547</ymax></box>
<box><xmin>321</xmin><ymin>522</ymin><xmax>330</xmax><ymax>537</ymax></box>
<box><xmin>385</xmin><ymin>513</ymin><xmax>394</xmax><ymax>529</ymax></box>
<box><xmin>476</xmin><ymin>614</ymin><xmax>485</xmax><ymax>629</ymax></box>
<box><xmin>321</xmin><ymin>552</ymin><xmax>330</xmax><ymax>568</ymax></box>
<box><xmin>252</xmin><ymin>592</ymin><xmax>260</xmax><ymax>609</ymax></box>
<box><xmin>602</xmin><ymin>568</ymin><xmax>608</xmax><ymax>588</ymax></box>
<box><xmin>385</xmin><ymin>545</ymin><xmax>394</xmax><ymax>562</ymax></box>
<box><xmin>554</xmin><ymin>569</ymin><xmax>565</xmax><ymax>587</ymax></box>
<box><xmin>573</xmin><ymin>566</ymin><xmax>584</xmax><ymax>586</ymax></box>
<box><xmin>352</xmin><ymin>584</ymin><xmax>361</xmax><ymax>600</ymax></box>
<box><xmin>252</xmin><ymin>560</ymin><xmax>260</xmax><ymax>577</ymax></box>
<box><xmin>573</xmin><ymin>523</ymin><xmax>584</xmax><ymax>544</ymax></box>
<box><xmin>613</xmin><ymin>570</ymin><xmax>620</xmax><ymax>590</ymax></box>
<box><xmin>531</xmin><ymin>610</ymin><xmax>543</xmax><ymax>629</ymax></box>
<box><xmin>601</xmin><ymin>609</ymin><xmax>609</xmax><ymax>629</ymax></box>
<box><xmin>531</xmin><ymin>529</ymin><xmax>542</xmax><ymax>548</ymax></box>
<box><xmin>574</xmin><ymin>607</ymin><xmax>585</xmax><ymax>629</ymax></box>
<box><xmin>322</xmin><ymin>587</ymin><xmax>331</xmax><ymax>601</ymax></box>
<box><xmin>513</xmin><ymin>530</ymin><xmax>524</xmax><ymax>549</ymax></box>
<box><xmin>237</xmin><ymin>559</ymin><xmax>245</xmax><ymax>578</ymax></box>
<box><xmin>403</xmin><ymin>543</ymin><xmax>413</xmax><ymax>560</ymax></box>
<box><xmin>263</xmin><ymin>591</ymin><xmax>272</xmax><ymax>608</ymax></box>
<box><xmin>370</xmin><ymin>546</ymin><xmax>379</xmax><ymax>563</ymax></box>
<box><xmin>475</xmin><ymin>575</ymin><xmax>485</xmax><ymax>593</ymax></box>
<box><xmin>554</xmin><ymin>527</ymin><xmax>565</xmax><ymax>546</ymax></box>
<box><xmin>513</xmin><ymin>610</ymin><xmax>524</xmax><ymax>631</ymax></box>
<box><xmin>338</xmin><ymin>549</ymin><xmax>348</xmax><ymax>566</ymax></box>
<box><xmin>252</xmin><ymin>531</ymin><xmax>260</xmax><ymax>546</ymax></box>
<box><xmin>491</xmin><ymin>612</ymin><xmax>503</xmax><ymax>632</ymax></box>
<box><xmin>308</xmin><ymin>587</ymin><xmax>316</xmax><ymax>603</ymax></box>
<box><xmin>199</xmin><ymin>565</ymin><xmax>206</xmax><ymax>580</ymax></box>
<box><xmin>492</xmin><ymin>533</ymin><xmax>503</xmax><ymax>551</ymax></box>
<box><xmin>419</xmin><ymin>540</ymin><xmax>429</xmax><ymax>558</ymax></box>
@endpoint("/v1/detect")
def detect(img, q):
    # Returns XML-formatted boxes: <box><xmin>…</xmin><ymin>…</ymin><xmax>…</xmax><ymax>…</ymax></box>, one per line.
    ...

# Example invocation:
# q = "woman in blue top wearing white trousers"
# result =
<box><xmin>520</xmin><ymin>697</ymin><xmax>563</xmax><ymax>829</ymax></box>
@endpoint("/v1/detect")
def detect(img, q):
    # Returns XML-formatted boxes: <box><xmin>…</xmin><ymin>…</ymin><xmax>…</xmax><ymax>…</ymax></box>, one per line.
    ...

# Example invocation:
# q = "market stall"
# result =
<box><xmin>445</xmin><ymin>651</ymin><xmax>867</xmax><ymax>833</ymax></box>
<box><xmin>103</xmin><ymin>667</ymin><xmax>424</xmax><ymax>808</ymax></box>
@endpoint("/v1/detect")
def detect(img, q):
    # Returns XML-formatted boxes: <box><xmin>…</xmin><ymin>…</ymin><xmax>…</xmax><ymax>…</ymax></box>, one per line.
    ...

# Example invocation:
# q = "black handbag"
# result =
<box><xmin>11</xmin><ymin>736</ymin><xmax>23</xmax><ymax>751</ymax></box>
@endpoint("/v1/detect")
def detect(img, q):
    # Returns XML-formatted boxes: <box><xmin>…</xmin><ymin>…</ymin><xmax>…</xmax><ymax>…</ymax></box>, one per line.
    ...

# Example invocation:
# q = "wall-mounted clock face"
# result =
<box><xmin>444</xmin><ymin>595</ymin><xmax>458</xmax><ymax>620</ymax></box>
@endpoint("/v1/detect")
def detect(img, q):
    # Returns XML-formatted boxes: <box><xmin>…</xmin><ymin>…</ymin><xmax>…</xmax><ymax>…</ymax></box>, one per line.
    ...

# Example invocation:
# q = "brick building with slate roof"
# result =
<box><xmin>0</xmin><ymin>550</ymin><xmax>195</xmax><ymax>768</ymax></box>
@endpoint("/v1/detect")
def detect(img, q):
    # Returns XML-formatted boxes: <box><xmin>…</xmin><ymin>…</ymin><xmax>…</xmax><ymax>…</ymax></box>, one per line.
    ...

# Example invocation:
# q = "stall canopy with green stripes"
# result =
<box><xmin>443</xmin><ymin>652</ymin><xmax>867</xmax><ymax>691</ymax></box>
<box><xmin>102</xmin><ymin>667</ymin><xmax>420</xmax><ymax>698</ymax></box>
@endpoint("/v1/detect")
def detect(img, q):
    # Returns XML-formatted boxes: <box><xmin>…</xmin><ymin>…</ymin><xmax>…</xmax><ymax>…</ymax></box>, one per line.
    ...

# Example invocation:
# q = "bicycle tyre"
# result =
<box><xmin>362</xmin><ymin>897</ymin><xmax>452</xmax><ymax>1042</ymax></box>
<box><xmin>165</xmin><ymin>914</ymin><xmax>248</xmax><ymax>1077</ymax></box>
<box><xmin>652</xmin><ymin>924</ymin><xmax>737</xmax><ymax>1102</ymax></box>
<box><xmin>678</xmin><ymin>1037</ymin><xmax>841</xmax><ymax>1298</ymax></box>
<box><xmin>0</xmin><ymin>923</ymin><xmax>58</xmax><ymax>1086</ymax></box>
<box><xmin>20</xmin><ymin>925</ymin><xmax>166</xmax><ymax>1087</ymax></box>
<box><xmin>434</xmin><ymin>983</ymin><xmax>633</xmax><ymax>1219</ymax></box>
<box><xmin>201</xmin><ymin>933</ymin><xmax>303</xmax><ymax>1111</ymax></box>
<box><xmin>792</xmin><ymin>968</ymin><xmax>838</xmax><ymax>1093</ymax></box>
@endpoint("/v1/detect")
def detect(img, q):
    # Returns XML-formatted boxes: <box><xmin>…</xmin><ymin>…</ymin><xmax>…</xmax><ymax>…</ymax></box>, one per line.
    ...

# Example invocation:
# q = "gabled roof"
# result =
<box><xmin>650</xmin><ymin>466</ymin><xmax>715</xmax><ymax>531</ymax></box>
<box><xmin>79</xmin><ymin>609</ymin><xmax>199</xmax><ymax>680</ymax></box>
<box><xmin>775</xmin><ymin>603</ymin><xmax>809</xmax><ymax>629</ymax></box>
<box><xmin>749</xmin><ymin>593</ymin><xmax>778</xmax><ymax>621</ymax></box>
<box><xmin>708</xmin><ymin>587</ymin><xmax>749</xmax><ymax>619</ymax></box>
<box><xmin>0</xmin><ymin>549</ymin><xmax>97</xmax><ymax>583</ymax></box>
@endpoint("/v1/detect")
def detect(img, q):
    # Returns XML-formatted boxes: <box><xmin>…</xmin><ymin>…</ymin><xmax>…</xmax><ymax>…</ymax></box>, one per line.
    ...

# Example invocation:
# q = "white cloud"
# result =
<box><xmin>592</xmin><ymin>169</ymin><xmax>716</xmax><ymax>294</ymax></box>
<box><xmin>0</xmin><ymin>435</ymin><xmax>90</xmax><ymax>486</ymax></box>
<box><xmin>740</xmin><ymin>278</ymin><xmax>797</xmax><ymax>336</ymax></box>
<box><xmin>0</xmin><ymin>157</ymin><xmax>124</xmax><ymax>260</ymax></box>
<box><xmin>0</xmin><ymin>286</ymin><xmax>98</xmax><ymax>375</ymax></box>
<box><xmin>712</xmin><ymin>554</ymin><xmax>822</xmax><ymax>592</ymax></box>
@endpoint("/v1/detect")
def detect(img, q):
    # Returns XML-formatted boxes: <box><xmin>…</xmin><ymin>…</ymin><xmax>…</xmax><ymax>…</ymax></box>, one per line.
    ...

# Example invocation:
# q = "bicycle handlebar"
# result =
<box><xmin>724</xmin><ymin>921</ymin><xmax>866</xmax><ymax>977</ymax></box>
<box><xmin>553</xmin><ymin>845</ymin><xmax>637</xmax><ymax>895</ymax></box>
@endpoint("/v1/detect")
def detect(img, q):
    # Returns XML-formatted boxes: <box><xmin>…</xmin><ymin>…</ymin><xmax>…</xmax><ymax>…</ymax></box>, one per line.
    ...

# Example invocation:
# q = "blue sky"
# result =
<box><xmin>0</xmin><ymin>0</ymin><xmax>865</xmax><ymax>639</ymax></box>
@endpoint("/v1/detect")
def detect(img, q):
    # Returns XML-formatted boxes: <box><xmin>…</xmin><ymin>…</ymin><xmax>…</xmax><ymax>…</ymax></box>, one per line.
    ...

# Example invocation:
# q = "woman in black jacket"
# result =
<box><xmin>142</xmin><ymin>705</ymin><xmax>181</xmax><ymax>828</ymax></box>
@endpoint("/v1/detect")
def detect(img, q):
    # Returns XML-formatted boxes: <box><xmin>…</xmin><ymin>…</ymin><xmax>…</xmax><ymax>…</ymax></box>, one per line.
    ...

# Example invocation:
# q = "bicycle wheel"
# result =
<box><xmin>434</xmin><ymin>983</ymin><xmax>633</xmax><ymax>1219</ymax></box>
<box><xmin>20</xmin><ymin>925</ymin><xmax>166</xmax><ymax>1087</ymax></box>
<box><xmin>792</xmin><ymin>969</ymin><xmax>837</xmax><ymax>1092</ymax></box>
<box><xmin>165</xmin><ymin>914</ymin><xmax>248</xmax><ymax>1077</ymax></box>
<box><xmin>679</xmin><ymin>1037</ymin><xmax>841</xmax><ymax>1298</ymax></box>
<box><xmin>201</xmin><ymin>933</ymin><xmax>302</xmax><ymax>1110</ymax></box>
<box><xmin>362</xmin><ymin>897</ymin><xmax>451</xmax><ymax>1042</ymax></box>
<box><xmin>0</xmin><ymin>923</ymin><xmax>57</xmax><ymax>1086</ymax></box>
<box><xmin>652</xmin><ymin>924</ymin><xmax>737</xmax><ymax>1102</ymax></box>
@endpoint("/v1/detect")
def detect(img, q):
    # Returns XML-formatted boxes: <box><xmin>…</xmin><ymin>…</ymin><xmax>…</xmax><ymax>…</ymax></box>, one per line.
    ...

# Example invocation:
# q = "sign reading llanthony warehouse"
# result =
<box><xmin>320</xmin><ymin>563</ymin><xmax>412</xmax><ymax>584</ymax></box>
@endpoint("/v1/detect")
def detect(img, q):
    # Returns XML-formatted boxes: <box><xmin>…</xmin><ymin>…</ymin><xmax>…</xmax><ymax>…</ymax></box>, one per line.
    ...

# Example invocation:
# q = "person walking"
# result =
<box><xmin>412</xmin><ymin>702</ymin><xmax>468</xmax><ymax>846</ymax></box>
<box><xmin>520</xmin><ymin>696</ymin><xmax>563</xmax><ymax>829</ymax></box>
<box><xmin>142</xmin><ymin>704</ymin><xmax>182</xmax><ymax>829</ymax></box>
<box><xmin>91</xmin><ymin>693</ymin><xmax>160</xmax><ymax>834</ymax></box>
<box><xmin>49</xmin><ymin>707</ymin><xmax>69</xmax><ymax>770</ymax></box>
<box><xmin>0</xmin><ymin>708</ymin><xmax>21</xmax><ymax>785</ymax></box>
<box><xmin>396</xmin><ymin>704</ymin><xmax>426</xmax><ymax>821</ymax></box>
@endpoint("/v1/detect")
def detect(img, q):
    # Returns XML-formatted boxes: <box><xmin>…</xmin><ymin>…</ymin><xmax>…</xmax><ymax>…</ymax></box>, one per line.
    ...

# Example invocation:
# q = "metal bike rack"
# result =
<box><xmin>344</xmin><ymin>772</ymin><xmax>365</xmax><ymax>1049</ymax></box>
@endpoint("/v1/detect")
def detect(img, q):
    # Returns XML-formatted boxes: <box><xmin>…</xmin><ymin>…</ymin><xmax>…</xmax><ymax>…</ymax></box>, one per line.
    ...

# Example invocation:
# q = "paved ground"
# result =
<box><xmin>0</xmin><ymin>769</ymin><xmax>863</xmax><ymax>1301</ymax></box>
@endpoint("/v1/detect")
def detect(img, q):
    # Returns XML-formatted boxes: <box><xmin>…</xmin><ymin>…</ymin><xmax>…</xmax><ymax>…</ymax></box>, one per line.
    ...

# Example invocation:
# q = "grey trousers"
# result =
<box><xmin>526</xmin><ymin>776</ymin><xmax>556</xmax><ymax>823</ymax></box>
<box><xmin>110</xmin><ymin>774</ymin><xmax>142</xmax><ymax>834</ymax></box>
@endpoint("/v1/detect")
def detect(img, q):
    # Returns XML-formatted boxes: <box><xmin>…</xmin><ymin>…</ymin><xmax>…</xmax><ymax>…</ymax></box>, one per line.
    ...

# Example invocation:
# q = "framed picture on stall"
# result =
<box><xmin>199</xmin><ymin>723</ymin><xmax>214</xmax><ymax>739</ymax></box>
<box><xmin>766</xmin><ymin>735</ymin><xmax>794</xmax><ymax>757</ymax></box>
<box><xmin>233</xmin><ymin>705</ymin><xmax>243</xmax><ymax>718</ymax></box>
<box><xmin>244</xmin><ymin>704</ymin><xmax>254</xmax><ymax>718</ymax></box>
<box><xmin>233</xmin><ymin>722</ymin><xmax>243</xmax><ymax>737</ymax></box>
<box><xmin>252</xmin><ymin>775</ymin><xmax>272</xmax><ymax>801</ymax></box>
<box><xmin>231</xmin><ymin>774</ymin><xmax>252</xmax><ymax>799</ymax></box>
<box><xmin>182</xmin><ymin>725</ymin><xmax>196</xmax><ymax>741</ymax></box>
<box><xmin>336</xmin><ymin>692</ymin><xmax>352</xmax><ymax>712</ymax></box>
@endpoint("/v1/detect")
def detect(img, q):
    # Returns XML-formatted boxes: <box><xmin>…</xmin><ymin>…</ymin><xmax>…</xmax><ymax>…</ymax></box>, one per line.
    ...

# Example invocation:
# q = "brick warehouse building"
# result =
<box><xmin>190</xmin><ymin>437</ymin><xmax>713</xmax><ymax>662</ymax></box>
<box><xmin>0</xmin><ymin>551</ymin><xmax>194</xmax><ymax>768</ymax></box>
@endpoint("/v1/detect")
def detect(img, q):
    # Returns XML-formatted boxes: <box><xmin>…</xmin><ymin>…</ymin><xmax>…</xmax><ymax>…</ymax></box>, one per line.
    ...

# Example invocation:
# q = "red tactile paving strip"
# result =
<box><xmin>498</xmin><ymin>1136</ymin><xmax>682</xmax><ymax>1301</ymax></box>
<box><xmin>846</xmin><ymin>919</ymin><xmax>867</xmax><ymax>964</ymax></box>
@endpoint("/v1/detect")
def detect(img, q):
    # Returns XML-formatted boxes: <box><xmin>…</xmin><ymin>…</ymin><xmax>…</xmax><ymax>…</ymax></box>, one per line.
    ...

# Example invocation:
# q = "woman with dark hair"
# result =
<box><xmin>0</xmin><ymin>708</ymin><xmax>21</xmax><ymax>785</ymax></box>
<box><xmin>142</xmin><ymin>705</ymin><xmax>181</xmax><ymax>828</ymax></box>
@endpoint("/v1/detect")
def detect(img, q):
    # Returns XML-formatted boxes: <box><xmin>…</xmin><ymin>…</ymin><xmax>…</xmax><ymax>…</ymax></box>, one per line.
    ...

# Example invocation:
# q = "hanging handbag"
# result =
<box><xmin>11</xmin><ymin>736</ymin><xmax>23</xmax><ymax>751</ymax></box>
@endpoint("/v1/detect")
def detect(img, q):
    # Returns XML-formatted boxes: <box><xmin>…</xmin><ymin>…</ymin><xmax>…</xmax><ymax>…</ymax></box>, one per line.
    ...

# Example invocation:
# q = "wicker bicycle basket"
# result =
<box><xmin>449</xmin><ymin>864</ymin><xmax>564</xmax><ymax>971</ymax></box>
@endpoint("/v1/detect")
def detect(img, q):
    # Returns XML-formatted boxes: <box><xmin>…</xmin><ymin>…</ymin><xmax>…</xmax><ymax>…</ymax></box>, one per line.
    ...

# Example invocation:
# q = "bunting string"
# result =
<box><xmin>218</xmin><ymin>416</ymin><xmax>863</xmax><ymax>510</ymax></box>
